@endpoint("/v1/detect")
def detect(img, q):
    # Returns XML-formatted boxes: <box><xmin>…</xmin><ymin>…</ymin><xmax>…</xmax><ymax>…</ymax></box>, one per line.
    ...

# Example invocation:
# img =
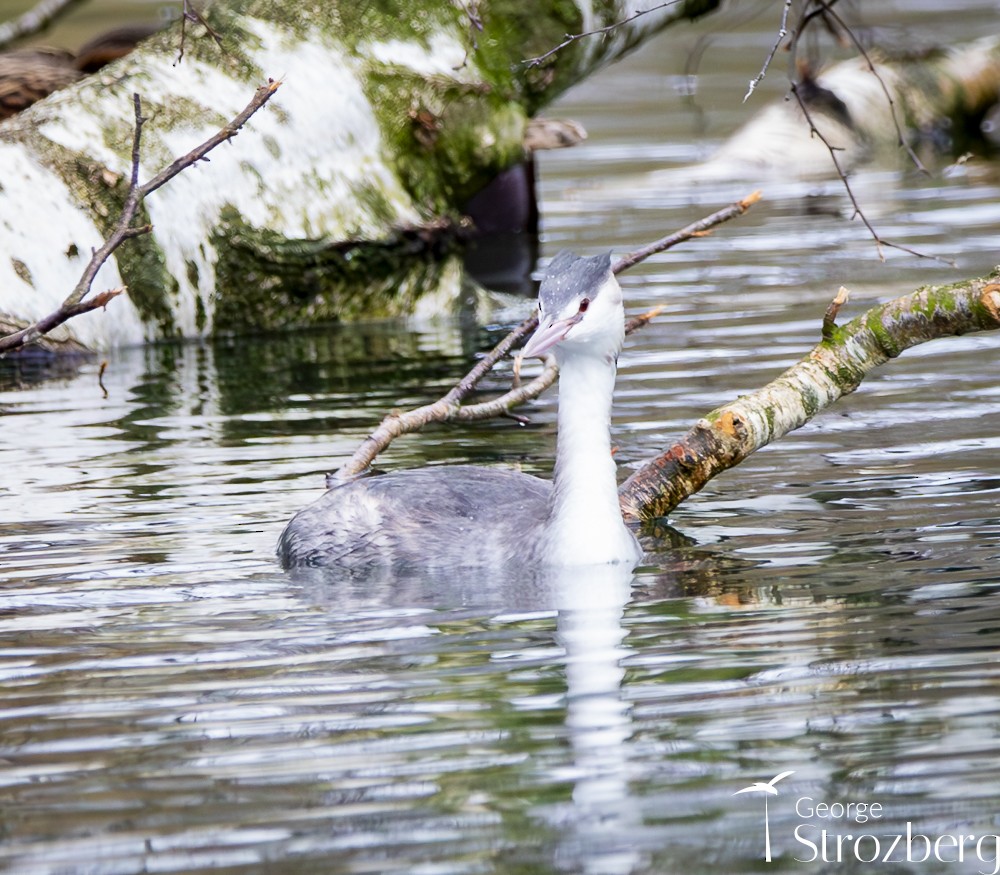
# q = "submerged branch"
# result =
<box><xmin>0</xmin><ymin>79</ymin><xmax>280</xmax><ymax>355</ymax></box>
<box><xmin>618</xmin><ymin>272</ymin><xmax>1000</xmax><ymax>522</ymax></box>
<box><xmin>331</xmin><ymin>192</ymin><xmax>761</xmax><ymax>481</ymax></box>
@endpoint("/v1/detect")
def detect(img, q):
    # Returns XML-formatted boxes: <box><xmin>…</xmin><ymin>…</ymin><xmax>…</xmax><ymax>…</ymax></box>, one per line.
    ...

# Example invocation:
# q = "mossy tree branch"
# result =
<box><xmin>618</xmin><ymin>272</ymin><xmax>1000</xmax><ymax>522</ymax></box>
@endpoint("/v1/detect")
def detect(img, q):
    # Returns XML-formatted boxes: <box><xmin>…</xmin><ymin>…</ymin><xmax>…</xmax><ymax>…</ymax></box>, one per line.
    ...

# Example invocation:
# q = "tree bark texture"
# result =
<box><xmin>618</xmin><ymin>271</ymin><xmax>1000</xmax><ymax>522</ymax></box>
<box><xmin>0</xmin><ymin>0</ymin><xmax>721</xmax><ymax>349</ymax></box>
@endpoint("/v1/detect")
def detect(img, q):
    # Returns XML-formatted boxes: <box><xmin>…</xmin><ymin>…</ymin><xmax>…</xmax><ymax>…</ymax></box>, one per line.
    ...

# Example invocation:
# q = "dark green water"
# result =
<box><xmin>2</xmin><ymin>2</ymin><xmax>1000</xmax><ymax>873</ymax></box>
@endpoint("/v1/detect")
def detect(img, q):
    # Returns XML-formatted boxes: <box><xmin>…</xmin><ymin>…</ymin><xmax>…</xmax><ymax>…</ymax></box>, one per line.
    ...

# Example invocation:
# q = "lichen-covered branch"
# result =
<box><xmin>618</xmin><ymin>272</ymin><xmax>1000</xmax><ymax>522</ymax></box>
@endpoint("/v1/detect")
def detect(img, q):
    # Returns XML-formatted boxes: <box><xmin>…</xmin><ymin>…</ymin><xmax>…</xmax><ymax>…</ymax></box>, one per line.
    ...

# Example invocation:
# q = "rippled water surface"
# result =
<box><xmin>2</xmin><ymin>2</ymin><xmax>1000</xmax><ymax>873</ymax></box>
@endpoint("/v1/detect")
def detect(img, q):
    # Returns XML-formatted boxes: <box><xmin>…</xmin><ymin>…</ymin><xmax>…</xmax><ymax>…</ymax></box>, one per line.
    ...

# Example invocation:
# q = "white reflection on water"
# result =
<box><xmin>553</xmin><ymin>564</ymin><xmax>642</xmax><ymax>875</ymax></box>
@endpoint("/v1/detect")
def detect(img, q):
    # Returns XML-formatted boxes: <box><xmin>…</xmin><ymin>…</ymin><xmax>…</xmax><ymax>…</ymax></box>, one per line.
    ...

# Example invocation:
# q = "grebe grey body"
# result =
<box><xmin>278</xmin><ymin>251</ymin><xmax>641</xmax><ymax>571</ymax></box>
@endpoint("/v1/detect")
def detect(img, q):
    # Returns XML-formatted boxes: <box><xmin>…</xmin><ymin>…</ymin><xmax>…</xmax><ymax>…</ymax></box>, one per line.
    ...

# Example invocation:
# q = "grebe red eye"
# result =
<box><xmin>578</xmin><ymin>298</ymin><xmax>590</xmax><ymax>313</ymax></box>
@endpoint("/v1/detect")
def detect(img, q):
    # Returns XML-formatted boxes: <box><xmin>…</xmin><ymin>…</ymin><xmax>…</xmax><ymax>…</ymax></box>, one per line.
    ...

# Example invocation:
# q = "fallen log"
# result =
<box><xmin>0</xmin><ymin>0</ymin><xmax>722</xmax><ymax>350</ymax></box>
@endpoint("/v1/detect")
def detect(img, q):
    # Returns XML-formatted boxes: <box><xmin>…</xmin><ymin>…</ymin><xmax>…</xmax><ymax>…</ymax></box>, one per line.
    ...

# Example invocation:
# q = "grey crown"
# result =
<box><xmin>539</xmin><ymin>250</ymin><xmax>612</xmax><ymax>314</ymax></box>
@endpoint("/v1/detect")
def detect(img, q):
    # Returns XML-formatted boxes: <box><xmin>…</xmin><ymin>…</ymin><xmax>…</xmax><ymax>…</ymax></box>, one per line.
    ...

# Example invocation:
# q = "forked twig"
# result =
<box><xmin>0</xmin><ymin>79</ymin><xmax>281</xmax><ymax>355</ymax></box>
<box><xmin>524</xmin><ymin>0</ymin><xmax>682</xmax><ymax>67</ymax></box>
<box><xmin>828</xmin><ymin>20</ymin><xmax>929</xmax><ymax>175</ymax></box>
<box><xmin>743</xmin><ymin>0</ymin><xmax>946</xmax><ymax>266</ymax></box>
<box><xmin>788</xmin><ymin>84</ymin><xmax>954</xmax><ymax>266</ymax></box>
<box><xmin>795</xmin><ymin>1</ymin><xmax>928</xmax><ymax>174</ymax></box>
<box><xmin>176</xmin><ymin>0</ymin><xmax>225</xmax><ymax>64</ymax></box>
<box><xmin>332</xmin><ymin>191</ymin><xmax>761</xmax><ymax>481</ymax></box>
<box><xmin>453</xmin><ymin>0</ymin><xmax>484</xmax><ymax>70</ymax></box>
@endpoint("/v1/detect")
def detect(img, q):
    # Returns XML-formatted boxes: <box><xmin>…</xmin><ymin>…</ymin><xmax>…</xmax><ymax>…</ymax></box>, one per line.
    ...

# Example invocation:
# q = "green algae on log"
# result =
<box><xmin>617</xmin><ymin>270</ymin><xmax>1000</xmax><ymax>523</ymax></box>
<box><xmin>0</xmin><ymin>0</ymin><xmax>721</xmax><ymax>350</ymax></box>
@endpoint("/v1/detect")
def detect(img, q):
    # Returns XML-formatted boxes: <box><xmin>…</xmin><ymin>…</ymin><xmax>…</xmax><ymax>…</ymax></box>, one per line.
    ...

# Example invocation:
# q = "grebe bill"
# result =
<box><xmin>278</xmin><ymin>250</ymin><xmax>642</xmax><ymax>571</ymax></box>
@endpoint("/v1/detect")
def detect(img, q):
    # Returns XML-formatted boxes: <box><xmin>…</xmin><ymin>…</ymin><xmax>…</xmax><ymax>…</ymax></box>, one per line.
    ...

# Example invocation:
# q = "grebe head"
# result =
<box><xmin>278</xmin><ymin>248</ymin><xmax>642</xmax><ymax>571</ymax></box>
<box><xmin>521</xmin><ymin>251</ymin><xmax>624</xmax><ymax>362</ymax></box>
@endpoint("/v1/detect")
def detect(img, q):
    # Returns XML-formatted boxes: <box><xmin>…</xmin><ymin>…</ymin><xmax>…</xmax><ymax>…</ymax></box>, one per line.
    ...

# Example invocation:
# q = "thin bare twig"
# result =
<box><xmin>612</xmin><ymin>190</ymin><xmax>762</xmax><ymax>274</ymax></box>
<box><xmin>453</xmin><ymin>0</ymin><xmax>483</xmax><ymax>71</ymax></box>
<box><xmin>524</xmin><ymin>0</ymin><xmax>682</xmax><ymax>68</ymax></box>
<box><xmin>754</xmin><ymin>0</ymin><xmax>949</xmax><ymax>264</ymax></box>
<box><xmin>793</xmin><ymin>0</ymin><xmax>845</xmax><ymax>49</ymax></box>
<box><xmin>176</xmin><ymin>0</ymin><xmax>224</xmax><ymax>65</ymax></box>
<box><xmin>0</xmin><ymin>79</ymin><xmax>281</xmax><ymax>355</ymax></box>
<box><xmin>453</xmin><ymin>357</ymin><xmax>560</xmax><ymax>423</ymax></box>
<box><xmin>459</xmin><ymin>302</ymin><xmax>665</xmax><ymax>424</ymax></box>
<box><xmin>775</xmin><ymin>0</ymin><xmax>932</xmax><ymax>230</ymax></box>
<box><xmin>331</xmin><ymin>192</ymin><xmax>761</xmax><ymax>481</ymax></box>
<box><xmin>0</xmin><ymin>0</ymin><xmax>86</xmax><ymax>51</ymax></box>
<box><xmin>141</xmin><ymin>79</ymin><xmax>279</xmax><ymax>197</ymax></box>
<box><xmin>743</xmin><ymin>0</ymin><xmax>792</xmax><ymax>102</ymax></box>
<box><xmin>812</xmin><ymin>1</ymin><xmax>928</xmax><ymax>175</ymax></box>
<box><xmin>331</xmin><ymin>314</ymin><xmax>541</xmax><ymax>483</ymax></box>
<box><xmin>0</xmin><ymin>287</ymin><xmax>126</xmax><ymax>353</ymax></box>
<box><xmin>789</xmin><ymin>83</ymin><xmax>954</xmax><ymax>266</ymax></box>
<box><xmin>625</xmin><ymin>304</ymin><xmax>665</xmax><ymax>335</ymax></box>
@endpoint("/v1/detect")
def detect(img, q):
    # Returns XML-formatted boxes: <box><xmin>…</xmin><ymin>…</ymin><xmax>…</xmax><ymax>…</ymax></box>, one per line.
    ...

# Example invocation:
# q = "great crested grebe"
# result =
<box><xmin>278</xmin><ymin>251</ymin><xmax>642</xmax><ymax>571</ymax></box>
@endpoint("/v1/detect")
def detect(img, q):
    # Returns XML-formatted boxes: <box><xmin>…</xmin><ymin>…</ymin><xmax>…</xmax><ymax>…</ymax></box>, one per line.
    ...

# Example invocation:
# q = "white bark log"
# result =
<box><xmin>699</xmin><ymin>36</ymin><xmax>1000</xmax><ymax>179</ymax></box>
<box><xmin>0</xmin><ymin>0</ymin><xmax>720</xmax><ymax>349</ymax></box>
